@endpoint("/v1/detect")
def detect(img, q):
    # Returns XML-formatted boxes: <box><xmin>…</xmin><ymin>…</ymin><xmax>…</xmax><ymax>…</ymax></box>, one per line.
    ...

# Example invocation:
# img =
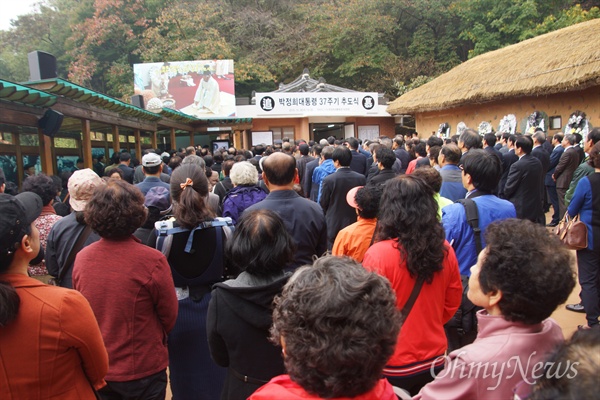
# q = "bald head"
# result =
<box><xmin>262</xmin><ymin>152</ymin><xmax>297</xmax><ymax>186</ymax></box>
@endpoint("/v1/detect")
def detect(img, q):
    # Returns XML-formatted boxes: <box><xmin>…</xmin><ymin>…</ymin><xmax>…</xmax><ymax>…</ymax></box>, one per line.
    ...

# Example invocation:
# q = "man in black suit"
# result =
<box><xmin>346</xmin><ymin>137</ymin><xmax>368</xmax><ymax>176</ymax></box>
<box><xmin>545</xmin><ymin>133</ymin><xmax>564</xmax><ymax>226</ymax></box>
<box><xmin>574</xmin><ymin>133</ymin><xmax>586</xmax><ymax>164</ymax></box>
<box><xmin>553</xmin><ymin>133</ymin><xmax>581</xmax><ymax>221</ymax></box>
<box><xmin>498</xmin><ymin>135</ymin><xmax>519</xmax><ymax>198</ymax></box>
<box><xmin>536</xmin><ymin>128</ymin><xmax>554</xmax><ymax>154</ymax></box>
<box><xmin>296</xmin><ymin>143</ymin><xmax>315</xmax><ymax>188</ymax></box>
<box><xmin>483</xmin><ymin>133</ymin><xmax>503</xmax><ymax>165</ymax></box>
<box><xmin>302</xmin><ymin>145</ymin><xmax>322</xmax><ymax>199</ymax></box>
<box><xmin>367</xmin><ymin>147</ymin><xmax>397</xmax><ymax>186</ymax></box>
<box><xmin>504</xmin><ymin>136</ymin><xmax>544</xmax><ymax>223</ymax></box>
<box><xmin>320</xmin><ymin>147</ymin><xmax>366</xmax><ymax>250</ymax></box>
<box><xmin>531</xmin><ymin>132</ymin><xmax>550</xmax><ymax>224</ymax></box>
<box><xmin>117</xmin><ymin>152</ymin><xmax>135</xmax><ymax>184</ymax></box>
<box><xmin>392</xmin><ymin>135</ymin><xmax>410</xmax><ymax>174</ymax></box>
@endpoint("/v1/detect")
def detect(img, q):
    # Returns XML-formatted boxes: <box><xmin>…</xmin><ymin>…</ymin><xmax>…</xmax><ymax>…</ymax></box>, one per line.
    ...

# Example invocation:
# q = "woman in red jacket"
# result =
<box><xmin>73</xmin><ymin>179</ymin><xmax>178</xmax><ymax>399</ymax></box>
<box><xmin>249</xmin><ymin>256</ymin><xmax>401</xmax><ymax>400</ymax></box>
<box><xmin>363</xmin><ymin>175</ymin><xmax>463</xmax><ymax>396</ymax></box>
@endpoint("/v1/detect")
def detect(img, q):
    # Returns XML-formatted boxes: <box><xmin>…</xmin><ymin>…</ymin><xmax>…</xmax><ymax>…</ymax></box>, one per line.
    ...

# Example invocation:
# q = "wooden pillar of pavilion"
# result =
<box><xmin>82</xmin><ymin>119</ymin><xmax>92</xmax><ymax>168</ymax></box>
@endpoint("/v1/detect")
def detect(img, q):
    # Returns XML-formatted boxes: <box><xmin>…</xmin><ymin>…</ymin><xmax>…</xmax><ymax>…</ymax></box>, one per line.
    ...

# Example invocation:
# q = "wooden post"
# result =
<box><xmin>189</xmin><ymin>131</ymin><xmax>194</xmax><ymax>147</ymax></box>
<box><xmin>82</xmin><ymin>119</ymin><xmax>92</xmax><ymax>169</ymax></box>
<box><xmin>15</xmin><ymin>132</ymin><xmax>23</xmax><ymax>188</ymax></box>
<box><xmin>38</xmin><ymin>128</ymin><xmax>54</xmax><ymax>176</ymax></box>
<box><xmin>170</xmin><ymin>128</ymin><xmax>176</xmax><ymax>151</ymax></box>
<box><xmin>134</xmin><ymin>129</ymin><xmax>141</xmax><ymax>159</ymax></box>
<box><xmin>151</xmin><ymin>131</ymin><xmax>157</xmax><ymax>150</ymax></box>
<box><xmin>112</xmin><ymin>125</ymin><xmax>120</xmax><ymax>154</ymax></box>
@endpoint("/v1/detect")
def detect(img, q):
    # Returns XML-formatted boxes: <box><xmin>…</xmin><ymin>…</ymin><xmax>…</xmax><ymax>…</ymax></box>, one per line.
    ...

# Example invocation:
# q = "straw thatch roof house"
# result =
<box><xmin>387</xmin><ymin>18</ymin><xmax>600</xmax><ymax>137</ymax></box>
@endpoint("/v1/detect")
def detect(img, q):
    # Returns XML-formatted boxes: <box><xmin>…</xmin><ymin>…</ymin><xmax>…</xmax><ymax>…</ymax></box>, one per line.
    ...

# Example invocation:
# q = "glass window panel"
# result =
<box><xmin>22</xmin><ymin>155</ymin><xmax>41</xmax><ymax>178</ymax></box>
<box><xmin>54</xmin><ymin>138</ymin><xmax>78</xmax><ymax>148</ymax></box>
<box><xmin>270</xmin><ymin>127</ymin><xmax>282</xmax><ymax>141</ymax></box>
<box><xmin>283</xmin><ymin>127</ymin><xmax>295</xmax><ymax>140</ymax></box>
<box><xmin>91</xmin><ymin>132</ymin><xmax>105</xmax><ymax>141</ymax></box>
<box><xmin>56</xmin><ymin>156</ymin><xmax>80</xmax><ymax>176</ymax></box>
<box><xmin>0</xmin><ymin>132</ymin><xmax>14</xmax><ymax>144</ymax></box>
<box><xmin>0</xmin><ymin>154</ymin><xmax>17</xmax><ymax>185</ymax></box>
<box><xmin>20</xmin><ymin>134</ymin><xmax>39</xmax><ymax>146</ymax></box>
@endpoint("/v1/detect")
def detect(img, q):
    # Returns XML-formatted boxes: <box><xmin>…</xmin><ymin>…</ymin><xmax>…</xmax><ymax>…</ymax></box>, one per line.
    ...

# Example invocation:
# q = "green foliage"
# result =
<box><xmin>0</xmin><ymin>0</ymin><xmax>597</xmax><ymax>99</ymax></box>
<box><xmin>395</xmin><ymin>75</ymin><xmax>435</xmax><ymax>96</ymax></box>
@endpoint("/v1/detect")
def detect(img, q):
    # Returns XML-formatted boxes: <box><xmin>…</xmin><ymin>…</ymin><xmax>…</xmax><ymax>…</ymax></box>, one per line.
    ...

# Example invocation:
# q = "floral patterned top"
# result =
<box><xmin>28</xmin><ymin>205</ymin><xmax>62</xmax><ymax>277</ymax></box>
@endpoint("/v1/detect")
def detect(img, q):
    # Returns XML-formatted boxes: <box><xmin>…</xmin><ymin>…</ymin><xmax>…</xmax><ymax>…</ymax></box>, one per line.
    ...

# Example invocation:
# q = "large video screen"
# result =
<box><xmin>133</xmin><ymin>60</ymin><xmax>235</xmax><ymax>118</ymax></box>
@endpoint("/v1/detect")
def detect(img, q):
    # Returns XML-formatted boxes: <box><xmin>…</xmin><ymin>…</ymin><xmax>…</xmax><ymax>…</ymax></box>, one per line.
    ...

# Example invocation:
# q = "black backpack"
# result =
<box><xmin>444</xmin><ymin>198</ymin><xmax>482</xmax><ymax>352</ymax></box>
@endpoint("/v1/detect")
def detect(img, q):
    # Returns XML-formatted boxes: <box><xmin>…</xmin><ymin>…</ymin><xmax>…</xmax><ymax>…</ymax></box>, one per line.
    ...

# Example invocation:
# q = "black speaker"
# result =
<box><xmin>38</xmin><ymin>109</ymin><xmax>64</xmax><ymax>137</ymax></box>
<box><xmin>131</xmin><ymin>94</ymin><xmax>144</xmax><ymax>109</ymax></box>
<box><xmin>28</xmin><ymin>51</ymin><xmax>58</xmax><ymax>81</ymax></box>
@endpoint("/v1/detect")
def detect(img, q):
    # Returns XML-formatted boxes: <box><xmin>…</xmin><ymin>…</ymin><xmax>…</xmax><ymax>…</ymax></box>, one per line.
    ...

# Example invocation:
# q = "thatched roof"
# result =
<box><xmin>387</xmin><ymin>19</ymin><xmax>600</xmax><ymax>115</ymax></box>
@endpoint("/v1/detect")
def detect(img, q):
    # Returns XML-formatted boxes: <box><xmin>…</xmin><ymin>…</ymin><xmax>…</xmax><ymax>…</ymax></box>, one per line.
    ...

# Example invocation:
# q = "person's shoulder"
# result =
<box><xmin>348</xmin><ymin>169</ymin><xmax>367</xmax><ymax>179</ymax></box>
<box><xmin>474</xmin><ymin>194</ymin><xmax>512</xmax><ymax>206</ymax></box>
<box><xmin>295</xmin><ymin>195</ymin><xmax>325</xmax><ymax>214</ymax></box>
<box><xmin>48</xmin><ymin>212</ymin><xmax>76</xmax><ymax>230</ymax></box>
<box><xmin>442</xmin><ymin>202</ymin><xmax>466</xmax><ymax>217</ymax></box>
<box><xmin>23</xmin><ymin>282</ymin><xmax>88</xmax><ymax>310</ymax></box>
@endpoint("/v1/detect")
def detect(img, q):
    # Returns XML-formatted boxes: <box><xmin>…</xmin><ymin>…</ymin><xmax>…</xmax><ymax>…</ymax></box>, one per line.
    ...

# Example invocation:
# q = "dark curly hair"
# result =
<box><xmin>375</xmin><ymin>175</ymin><xmax>446</xmax><ymax>283</ymax></box>
<box><xmin>479</xmin><ymin>219</ymin><xmax>575</xmax><ymax>324</ymax></box>
<box><xmin>170</xmin><ymin>164</ymin><xmax>214</xmax><ymax>229</ymax></box>
<box><xmin>530</xmin><ymin>328</ymin><xmax>600</xmax><ymax>400</ymax></box>
<box><xmin>226</xmin><ymin>209</ymin><xmax>295</xmax><ymax>277</ymax></box>
<box><xmin>355</xmin><ymin>185</ymin><xmax>382</xmax><ymax>219</ymax></box>
<box><xmin>22</xmin><ymin>173</ymin><xmax>56</xmax><ymax>206</ymax></box>
<box><xmin>270</xmin><ymin>256</ymin><xmax>400</xmax><ymax>398</ymax></box>
<box><xmin>84</xmin><ymin>179</ymin><xmax>146</xmax><ymax>239</ymax></box>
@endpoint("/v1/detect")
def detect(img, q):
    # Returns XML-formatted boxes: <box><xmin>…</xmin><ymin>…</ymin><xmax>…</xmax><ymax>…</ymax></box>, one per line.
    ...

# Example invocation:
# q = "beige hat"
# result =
<box><xmin>68</xmin><ymin>168</ymin><xmax>105</xmax><ymax>212</ymax></box>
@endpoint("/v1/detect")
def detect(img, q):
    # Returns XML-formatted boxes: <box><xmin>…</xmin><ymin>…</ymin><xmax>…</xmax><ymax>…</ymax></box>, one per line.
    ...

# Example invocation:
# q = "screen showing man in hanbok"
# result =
<box><xmin>133</xmin><ymin>60</ymin><xmax>235</xmax><ymax>118</ymax></box>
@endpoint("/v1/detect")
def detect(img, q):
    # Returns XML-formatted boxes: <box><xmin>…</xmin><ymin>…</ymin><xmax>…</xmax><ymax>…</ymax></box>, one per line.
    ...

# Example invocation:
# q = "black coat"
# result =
<box><xmin>368</xmin><ymin>168</ymin><xmax>398</xmax><ymax>186</ymax></box>
<box><xmin>504</xmin><ymin>154</ymin><xmax>544</xmax><ymax>222</ymax></box>
<box><xmin>320</xmin><ymin>168</ymin><xmax>366</xmax><ymax>249</ymax></box>
<box><xmin>303</xmin><ymin>158</ymin><xmax>320</xmax><ymax>200</ymax></box>
<box><xmin>207</xmin><ymin>275</ymin><xmax>289</xmax><ymax>400</ymax></box>
<box><xmin>545</xmin><ymin>145</ymin><xmax>564</xmax><ymax>186</ymax></box>
<box><xmin>349</xmin><ymin>151</ymin><xmax>368</xmax><ymax>176</ymax></box>
<box><xmin>498</xmin><ymin>149</ymin><xmax>519</xmax><ymax>198</ymax></box>
<box><xmin>531</xmin><ymin>146</ymin><xmax>550</xmax><ymax>175</ymax></box>
<box><xmin>394</xmin><ymin>147</ymin><xmax>411</xmax><ymax>174</ymax></box>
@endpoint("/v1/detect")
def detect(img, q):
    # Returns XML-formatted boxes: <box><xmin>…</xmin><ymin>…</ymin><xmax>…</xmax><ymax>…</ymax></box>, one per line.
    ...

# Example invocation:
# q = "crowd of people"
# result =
<box><xmin>0</xmin><ymin>127</ymin><xmax>599</xmax><ymax>400</ymax></box>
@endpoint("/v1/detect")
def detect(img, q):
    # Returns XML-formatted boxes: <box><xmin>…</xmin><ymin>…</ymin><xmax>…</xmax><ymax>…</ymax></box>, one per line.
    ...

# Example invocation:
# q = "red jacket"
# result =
<box><xmin>73</xmin><ymin>236</ymin><xmax>178</xmax><ymax>381</ymax></box>
<box><xmin>0</xmin><ymin>274</ymin><xmax>108</xmax><ymax>399</ymax></box>
<box><xmin>249</xmin><ymin>375</ymin><xmax>397</xmax><ymax>400</ymax></box>
<box><xmin>363</xmin><ymin>240</ymin><xmax>462</xmax><ymax>369</ymax></box>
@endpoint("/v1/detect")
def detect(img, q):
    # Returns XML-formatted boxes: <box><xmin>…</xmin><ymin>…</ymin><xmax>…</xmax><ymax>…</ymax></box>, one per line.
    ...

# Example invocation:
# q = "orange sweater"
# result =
<box><xmin>0</xmin><ymin>274</ymin><xmax>108</xmax><ymax>399</ymax></box>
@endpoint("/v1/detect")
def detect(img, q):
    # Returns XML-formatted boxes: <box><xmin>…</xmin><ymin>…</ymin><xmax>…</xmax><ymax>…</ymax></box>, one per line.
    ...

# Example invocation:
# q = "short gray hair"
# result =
<box><xmin>230</xmin><ymin>161</ymin><xmax>258</xmax><ymax>186</ymax></box>
<box><xmin>564</xmin><ymin>133</ymin><xmax>576</xmax><ymax>146</ymax></box>
<box><xmin>181</xmin><ymin>155</ymin><xmax>205</xmax><ymax>169</ymax></box>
